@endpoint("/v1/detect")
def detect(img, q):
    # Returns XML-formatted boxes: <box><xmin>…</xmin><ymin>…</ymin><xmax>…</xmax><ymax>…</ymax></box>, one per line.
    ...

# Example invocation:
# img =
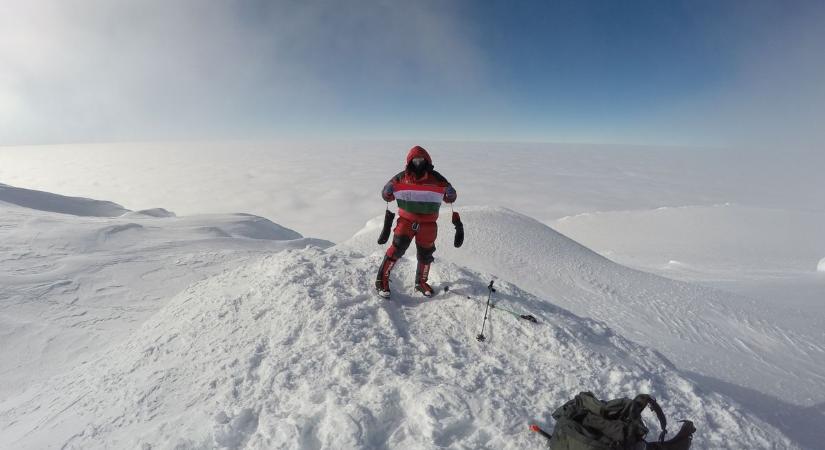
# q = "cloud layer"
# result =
<box><xmin>0</xmin><ymin>1</ymin><xmax>487</xmax><ymax>144</ymax></box>
<box><xmin>2</xmin><ymin>1</ymin><xmax>824</xmax><ymax>148</ymax></box>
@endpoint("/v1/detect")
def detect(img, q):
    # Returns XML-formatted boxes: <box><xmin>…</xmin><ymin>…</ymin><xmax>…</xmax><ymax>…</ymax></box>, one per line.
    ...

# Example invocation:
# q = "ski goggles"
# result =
<box><xmin>410</xmin><ymin>157</ymin><xmax>426</xmax><ymax>167</ymax></box>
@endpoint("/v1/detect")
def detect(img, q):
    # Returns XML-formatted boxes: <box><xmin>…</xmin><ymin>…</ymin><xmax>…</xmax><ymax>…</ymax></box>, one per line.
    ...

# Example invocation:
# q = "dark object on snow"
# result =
<box><xmin>377</xmin><ymin>209</ymin><xmax>395</xmax><ymax>244</ymax></box>
<box><xmin>476</xmin><ymin>280</ymin><xmax>496</xmax><ymax>342</ymax></box>
<box><xmin>452</xmin><ymin>211</ymin><xmax>464</xmax><ymax>248</ymax></box>
<box><xmin>530</xmin><ymin>424</ymin><xmax>553</xmax><ymax>440</ymax></box>
<box><xmin>519</xmin><ymin>313</ymin><xmax>539</xmax><ymax>323</ymax></box>
<box><xmin>530</xmin><ymin>392</ymin><xmax>695</xmax><ymax>450</ymax></box>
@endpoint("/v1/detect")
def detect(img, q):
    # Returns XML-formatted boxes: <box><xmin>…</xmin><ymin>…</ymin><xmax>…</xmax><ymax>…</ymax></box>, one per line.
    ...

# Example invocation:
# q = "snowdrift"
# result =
<box><xmin>0</xmin><ymin>187</ymin><xmax>809</xmax><ymax>448</ymax></box>
<box><xmin>553</xmin><ymin>203</ymin><xmax>825</xmax><ymax>274</ymax></box>
<box><xmin>0</xmin><ymin>248</ymin><xmax>794</xmax><ymax>449</ymax></box>
<box><xmin>344</xmin><ymin>207</ymin><xmax>825</xmax><ymax>408</ymax></box>
<box><xmin>0</xmin><ymin>182</ymin><xmax>130</xmax><ymax>217</ymax></box>
<box><xmin>0</xmin><ymin>191</ymin><xmax>329</xmax><ymax>401</ymax></box>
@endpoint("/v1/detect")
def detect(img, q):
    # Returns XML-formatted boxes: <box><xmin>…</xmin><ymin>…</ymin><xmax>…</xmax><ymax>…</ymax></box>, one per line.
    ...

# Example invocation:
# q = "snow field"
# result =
<box><xmin>345</xmin><ymin>207</ymin><xmax>825</xmax><ymax>409</ymax></box>
<box><xmin>0</xmin><ymin>183</ymin><xmax>818</xmax><ymax>448</ymax></box>
<box><xmin>0</xmin><ymin>189</ymin><xmax>330</xmax><ymax>400</ymax></box>
<box><xmin>0</xmin><ymin>248</ymin><xmax>795</xmax><ymax>449</ymax></box>
<box><xmin>553</xmin><ymin>203</ymin><xmax>825</xmax><ymax>275</ymax></box>
<box><xmin>2</xmin><ymin>142</ymin><xmax>820</xmax><ymax>243</ymax></box>
<box><xmin>0</xmin><ymin>182</ymin><xmax>130</xmax><ymax>217</ymax></box>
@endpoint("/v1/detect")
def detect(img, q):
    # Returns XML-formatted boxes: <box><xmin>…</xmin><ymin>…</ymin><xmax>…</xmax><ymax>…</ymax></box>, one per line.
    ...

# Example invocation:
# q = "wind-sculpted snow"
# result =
<box><xmin>0</xmin><ymin>197</ymin><xmax>330</xmax><ymax>400</ymax></box>
<box><xmin>345</xmin><ymin>206</ymin><xmax>825</xmax><ymax>437</ymax></box>
<box><xmin>0</xmin><ymin>182</ymin><xmax>130</xmax><ymax>217</ymax></box>
<box><xmin>127</xmin><ymin>208</ymin><xmax>177</xmax><ymax>218</ymax></box>
<box><xmin>178</xmin><ymin>213</ymin><xmax>303</xmax><ymax>241</ymax></box>
<box><xmin>553</xmin><ymin>203</ymin><xmax>825</xmax><ymax>278</ymax></box>
<box><xmin>0</xmin><ymin>248</ymin><xmax>795</xmax><ymax>449</ymax></box>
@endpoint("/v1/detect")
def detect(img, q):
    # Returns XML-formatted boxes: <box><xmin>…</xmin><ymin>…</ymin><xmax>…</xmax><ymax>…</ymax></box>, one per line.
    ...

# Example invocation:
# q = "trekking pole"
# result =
<box><xmin>457</xmin><ymin>287</ymin><xmax>538</xmax><ymax>323</ymax></box>
<box><xmin>476</xmin><ymin>280</ymin><xmax>495</xmax><ymax>342</ymax></box>
<box><xmin>480</xmin><ymin>297</ymin><xmax>538</xmax><ymax>323</ymax></box>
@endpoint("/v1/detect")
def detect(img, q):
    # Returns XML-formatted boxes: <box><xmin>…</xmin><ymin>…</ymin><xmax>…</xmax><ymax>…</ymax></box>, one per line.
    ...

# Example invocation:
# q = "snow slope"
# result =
<box><xmin>0</xmin><ymin>248</ymin><xmax>794</xmax><ymax>449</ymax></box>
<box><xmin>3</xmin><ymin>142</ymin><xmax>820</xmax><ymax>362</ymax></box>
<box><xmin>0</xmin><ymin>182</ymin><xmax>130</xmax><ymax>217</ymax></box>
<box><xmin>344</xmin><ymin>206</ymin><xmax>825</xmax><ymax>447</ymax></box>
<box><xmin>0</xmin><ymin>186</ymin><xmax>813</xmax><ymax>448</ymax></box>
<box><xmin>553</xmin><ymin>203</ymin><xmax>825</xmax><ymax>276</ymax></box>
<box><xmin>552</xmin><ymin>203</ymin><xmax>825</xmax><ymax>343</ymax></box>
<box><xmin>0</xmin><ymin>193</ymin><xmax>329</xmax><ymax>400</ymax></box>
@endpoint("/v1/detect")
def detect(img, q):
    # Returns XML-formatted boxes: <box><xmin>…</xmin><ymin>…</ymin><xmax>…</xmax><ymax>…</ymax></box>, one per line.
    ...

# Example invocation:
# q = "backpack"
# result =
<box><xmin>532</xmin><ymin>391</ymin><xmax>695</xmax><ymax>450</ymax></box>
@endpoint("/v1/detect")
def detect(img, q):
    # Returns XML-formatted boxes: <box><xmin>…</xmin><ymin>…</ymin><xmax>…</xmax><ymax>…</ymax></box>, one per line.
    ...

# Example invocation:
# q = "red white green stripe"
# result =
<box><xmin>394</xmin><ymin>183</ymin><xmax>445</xmax><ymax>215</ymax></box>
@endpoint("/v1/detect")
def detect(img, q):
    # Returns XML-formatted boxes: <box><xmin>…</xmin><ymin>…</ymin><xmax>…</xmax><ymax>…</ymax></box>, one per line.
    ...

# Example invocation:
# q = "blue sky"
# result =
<box><xmin>1</xmin><ymin>0</ymin><xmax>824</xmax><ymax>147</ymax></box>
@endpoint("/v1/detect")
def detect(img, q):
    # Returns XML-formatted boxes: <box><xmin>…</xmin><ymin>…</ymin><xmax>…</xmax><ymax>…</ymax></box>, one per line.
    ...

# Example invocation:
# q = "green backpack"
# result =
<box><xmin>531</xmin><ymin>392</ymin><xmax>695</xmax><ymax>450</ymax></box>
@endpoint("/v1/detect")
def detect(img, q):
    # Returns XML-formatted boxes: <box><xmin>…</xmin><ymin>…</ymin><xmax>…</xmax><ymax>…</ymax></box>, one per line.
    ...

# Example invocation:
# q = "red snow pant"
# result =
<box><xmin>385</xmin><ymin>217</ymin><xmax>437</xmax><ymax>263</ymax></box>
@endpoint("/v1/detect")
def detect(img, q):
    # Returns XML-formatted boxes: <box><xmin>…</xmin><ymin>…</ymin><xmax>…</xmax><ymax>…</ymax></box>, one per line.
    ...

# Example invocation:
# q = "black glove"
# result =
<box><xmin>452</xmin><ymin>211</ymin><xmax>464</xmax><ymax>248</ymax></box>
<box><xmin>377</xmin><ymin>209</ymin><xmax>395</xmax><ymax>244</ymax></box>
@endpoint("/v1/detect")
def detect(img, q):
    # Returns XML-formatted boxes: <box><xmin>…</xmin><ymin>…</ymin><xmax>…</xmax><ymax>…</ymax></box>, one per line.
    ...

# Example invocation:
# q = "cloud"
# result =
<box><xmin>0</xmin><ymin>0</ymin><xmax>487</xmax><ymax>144</ymax></box>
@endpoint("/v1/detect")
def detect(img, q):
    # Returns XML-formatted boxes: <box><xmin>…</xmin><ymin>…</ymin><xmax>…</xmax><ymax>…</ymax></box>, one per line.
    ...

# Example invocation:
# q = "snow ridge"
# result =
<box><xmin>1</xmin><ymin>248</ymin><xmax>794</xmax><ymax>449</ymax></box>
<box><xmin>344</xmin><ymin>206</ymin><xmax>825</xmax><ymax>408</ymax></box>
<box><xmin>0</xmin><ymin>183</ymin><xmax>130</xmax><ymax>217</ymax></box>
<box><xmin>0</xmin><ymin>194</ymin><xmax>328</xmax><ymax>402</ymax></box>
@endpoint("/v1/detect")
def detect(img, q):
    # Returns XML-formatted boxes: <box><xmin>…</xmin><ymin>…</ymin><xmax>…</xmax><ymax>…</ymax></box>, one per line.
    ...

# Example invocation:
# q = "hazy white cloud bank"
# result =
<box><xmin>3</xmin><ymin>1</ymin><xmax>824</xmax><ymax>148</ymax></box>
<box><xmin>0</xmin><ymin>0</ymin><xmax>486</xmax><ymax>144</ymax></box>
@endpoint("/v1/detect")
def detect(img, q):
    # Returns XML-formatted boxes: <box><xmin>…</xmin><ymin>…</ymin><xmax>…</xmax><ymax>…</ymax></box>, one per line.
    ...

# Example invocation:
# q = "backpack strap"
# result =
<box><xmin>634</xmin><ymin>395</ymin><xmax>668</xmax><ymax>443</ymax></box>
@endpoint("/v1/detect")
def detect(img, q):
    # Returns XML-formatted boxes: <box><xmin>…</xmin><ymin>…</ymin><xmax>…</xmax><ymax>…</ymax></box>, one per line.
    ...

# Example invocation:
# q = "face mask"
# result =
<box><xmin>410</xmin><ymin>157</ymin><xmax>427</xmax><ymax>175</ymax></box>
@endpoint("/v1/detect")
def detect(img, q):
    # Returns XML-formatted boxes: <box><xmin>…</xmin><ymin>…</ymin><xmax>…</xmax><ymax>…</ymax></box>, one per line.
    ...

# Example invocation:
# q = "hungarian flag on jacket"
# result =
<box><xmin>382</xmin><ymin>146</ymin><xmax>457</xmax><ymax>222</ymax></box>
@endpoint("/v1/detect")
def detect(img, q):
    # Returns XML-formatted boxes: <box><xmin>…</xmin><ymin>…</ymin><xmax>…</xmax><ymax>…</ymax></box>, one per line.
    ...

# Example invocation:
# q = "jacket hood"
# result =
<box><xmin>406</xmin><ymin>146</ymin><xmax>432</xmax><ymax>165</ymax></box>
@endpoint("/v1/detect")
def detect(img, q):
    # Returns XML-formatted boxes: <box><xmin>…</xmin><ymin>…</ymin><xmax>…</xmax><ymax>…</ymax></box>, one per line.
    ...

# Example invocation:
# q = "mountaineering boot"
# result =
<box><xmin>375</xmin><ymin>255</ymin><xmax>396</xmax><ymax>298</ymax></box>
<box><xmin>415</xmin><ymin>261</ymin><xmax>433</xmax><ymax>297</ymax></box>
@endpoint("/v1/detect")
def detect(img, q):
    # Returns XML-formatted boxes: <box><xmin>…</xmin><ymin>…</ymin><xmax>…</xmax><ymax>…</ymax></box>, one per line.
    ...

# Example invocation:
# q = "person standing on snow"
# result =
<box><xmin>375</xmin><ymin>145</ymin><xmax>457</xmax><ymax>298</ymax></box>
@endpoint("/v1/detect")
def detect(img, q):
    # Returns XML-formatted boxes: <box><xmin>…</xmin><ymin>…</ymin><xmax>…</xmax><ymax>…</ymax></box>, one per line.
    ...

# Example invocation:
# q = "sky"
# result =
<box><xmin>1</xmin><ymin>0</ymin><xmax>824</xmax><ymax>148</ymax></box>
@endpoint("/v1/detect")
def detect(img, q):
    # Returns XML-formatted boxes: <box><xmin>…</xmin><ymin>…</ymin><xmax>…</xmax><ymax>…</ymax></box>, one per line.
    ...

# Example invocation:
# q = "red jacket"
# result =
<box><xmin>382</xmin><ymin>146</ymin><xmax>457</xmax><ymax>222</ymax></box>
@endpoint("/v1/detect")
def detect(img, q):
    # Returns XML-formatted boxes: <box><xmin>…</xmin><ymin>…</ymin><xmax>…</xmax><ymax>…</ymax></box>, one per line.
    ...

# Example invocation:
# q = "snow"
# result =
<box><xmin>553</xmin><ymin>203</ymin><xmax>825</xmax><ymax>276</ymax></box>
<box><xmin>0</xmin><ymin>182</ymin><xmax>129</xmax><ymax>217</ymax></box>
<box><xmin>818</xmin><ymin>257</ymin><xmax>825</xmax><ymax>272</ymax></box>
<box><xmin>0</xmin><ymin>187</ymin><xmax>802</xmax><ymax>448</ymax></box>
<box><xmin>2</xmin><ymin>141</ymin><xmax>819</xmax><ymax>313</ymax></box>
<box><xmin>0</xmin><ymin>246</ymin><xmax>795</xmax><ymax>449</ymax></box>
<box><xmin>552</xmin><ymin>203</ymin><xmax>825</xmax><ymax>350</ymax></box>
<box><xmin>0</xmin><ymin>139</ymin><xmax>822</xmax><ymax>448</ymax></box>
<box><xmin>0</xmin><ymin>197</ymin><xmax>330</xmax><ymax>400</ymax></box>
<box><xmin>128</xmin><ymin>208</ymin><xmax>177</xmax><ymax>218</ymax></box>
<box><xmin>1</xmin><ymin>142</ymin><xmax>821</xmax><ymax>243</ymax></box>
<box><xmin>344</xmin><ymin>207</ymin><xmax>825</xmax><ymax>410</ymax></box>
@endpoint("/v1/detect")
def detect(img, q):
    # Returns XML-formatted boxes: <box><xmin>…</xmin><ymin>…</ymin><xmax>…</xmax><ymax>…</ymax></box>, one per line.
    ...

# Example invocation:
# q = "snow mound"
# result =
<box><xmin>343</xmin><ymin>206</ymin><xmax>825</xmax><ymax>408</ymax></box>
<box><xmin>0</xmin><ymin>248</ymin><xmax>794</xmax><ymax>449</ymax></box>
<box><xmin>0</xmin><ymin>182</ymin><xmax>130</xmax><ymax>217</ymax></box>
<box><xmin>128</xmin><ymin>208</ymin><xmax>177</xmax><ymax>218</ymax></box>
<box><xmin>818</xmin><ymin>257</ymin><xmax>825</xmax><ymax>272</ymax></box>
<box><xmin>181</xmin><ymin>213</ymin><xmax>303</xmax><ymax>240</ymax></box>
<box><xmin>0</xmin><ymin>197</ymin><xmax>331</xmax><ymax>401</ymax></box>
<box><xmin>98</xmin><ymin>222</ymin><xmax>144</xmax><ymax>238</ymax></box>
